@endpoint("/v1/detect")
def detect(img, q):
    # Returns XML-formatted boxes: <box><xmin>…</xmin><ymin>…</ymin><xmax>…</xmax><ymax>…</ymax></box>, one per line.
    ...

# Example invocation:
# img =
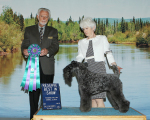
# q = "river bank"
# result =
<box><xmin>59</xmin><ymin>40</ymin><xmax>137</xmax><ymax>44</ymax></box>
<box><xmin>0</xmin><ymin>48</ymin><xmax>19</xmax><ymax>56</ymax></box>
<box><xmin>0</xmin><ymin>41</ymin><xmax>149</xmax><ymax>56</ymax></box>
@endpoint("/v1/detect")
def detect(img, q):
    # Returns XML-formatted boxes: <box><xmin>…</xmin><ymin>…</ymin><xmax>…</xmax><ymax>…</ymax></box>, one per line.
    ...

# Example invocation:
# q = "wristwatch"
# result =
<box><xmin>46</xmin><ymin>50</ymin><xmax>49</xmax><ymax>57</ymax></box>
<box><xmin>47</xmin><ymin>53</ymin><xmax>49</xmax><ymax>57</ymax></box>
<box><xmin>25</xmin><ymin>56</ymin><xmax>28</xmax><ymax>58</ymax></box>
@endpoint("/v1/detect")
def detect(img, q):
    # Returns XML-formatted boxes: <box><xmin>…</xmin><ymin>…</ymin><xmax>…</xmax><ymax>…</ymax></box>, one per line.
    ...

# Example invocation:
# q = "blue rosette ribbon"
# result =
<box><xmin>21</xmin><ymin>44</ymin><xmax>41</xmax><ymax>92</ymax></box>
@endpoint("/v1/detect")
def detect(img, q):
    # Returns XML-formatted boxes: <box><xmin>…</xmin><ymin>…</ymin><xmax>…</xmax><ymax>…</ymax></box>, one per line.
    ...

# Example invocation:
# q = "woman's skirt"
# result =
<box><xmin>87</xmin><ymin>58</ymin><xmax>106</xmax><ymax>100</ymax></box>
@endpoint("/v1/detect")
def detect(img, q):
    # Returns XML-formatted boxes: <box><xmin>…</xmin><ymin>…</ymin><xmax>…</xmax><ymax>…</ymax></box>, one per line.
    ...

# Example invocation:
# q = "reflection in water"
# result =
<box><xmin>56</xmin><ymin>43</ymin><xmax>78</xmax><ymax>61</ymax></box>
<box><xmin>0</xmin><ymin>43</ymin><xmax>150</xmax><ymax>119</ymax></box>
<box><xmin>0</xmin><ymin>50</ymin><xmax>23</xmax><ymax>84</ymax></box>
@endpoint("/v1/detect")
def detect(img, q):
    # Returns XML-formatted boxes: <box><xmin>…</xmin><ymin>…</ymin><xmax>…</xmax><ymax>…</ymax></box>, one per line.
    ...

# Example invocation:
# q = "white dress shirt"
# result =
<box><xmin>76</xmin><ymin>35</ymin><xmax>115</xmax><ymax>66</ymax></box>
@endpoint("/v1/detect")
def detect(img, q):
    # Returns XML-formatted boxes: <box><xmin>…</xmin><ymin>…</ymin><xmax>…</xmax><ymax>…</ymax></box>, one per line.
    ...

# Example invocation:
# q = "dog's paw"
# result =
<box><xmin>119</xmin><ymin>107</ymin><xmax>129</xmax><ymax>113</ymax></box>
<box><xmin>113</xmin><ymin>106</ymin><xmax>119</xmax><ymax>110</ymax></box>
<box><xmin>80</xmin><ymin>106</ymin><xmax>91</xmax><ymax>112</ymax></box>
<box><xmin>119</xmin><ymin>100</ymin><xmax>130</xmax><ymax>113</ymax></box>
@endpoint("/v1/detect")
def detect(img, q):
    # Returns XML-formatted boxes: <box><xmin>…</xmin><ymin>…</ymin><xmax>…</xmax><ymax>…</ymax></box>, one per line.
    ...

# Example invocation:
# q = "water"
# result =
<box><xmin>0</xmin><ymin>43</ymin><xmax>150</xmax><ymax>119</ymax></box>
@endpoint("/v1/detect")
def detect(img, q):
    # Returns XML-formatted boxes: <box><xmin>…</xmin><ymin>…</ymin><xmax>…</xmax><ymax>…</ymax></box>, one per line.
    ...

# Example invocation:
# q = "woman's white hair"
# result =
<box><xmin>80</xmin><ymin>17</ymin><xmax>96</xmax><ymax>31</ymax></box>
<box><xmin>37</xmin><ymin>8</ymin><xmax>51</xmax><ymax>19</ymax></box>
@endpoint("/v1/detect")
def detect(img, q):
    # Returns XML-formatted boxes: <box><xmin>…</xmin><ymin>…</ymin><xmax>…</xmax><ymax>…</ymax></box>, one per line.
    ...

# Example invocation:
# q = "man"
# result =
<box><xmin>21</xmin><ymin>8</ymin><xmax>59</xmax><ymax>119</ymax></box>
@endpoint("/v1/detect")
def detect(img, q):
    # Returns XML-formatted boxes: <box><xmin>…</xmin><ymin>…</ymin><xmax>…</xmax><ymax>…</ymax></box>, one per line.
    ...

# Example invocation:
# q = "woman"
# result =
<box><xmin>76</xmin><ymin>17</ymin><xmax>122</xmax><ymax>108</ymax></box>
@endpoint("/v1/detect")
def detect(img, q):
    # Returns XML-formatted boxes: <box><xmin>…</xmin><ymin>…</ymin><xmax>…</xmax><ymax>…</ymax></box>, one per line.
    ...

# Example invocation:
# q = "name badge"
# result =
<box><xmin>48</xmin><ymin>36</ymin><xmax>53</xmax><ymax>39</ymax></box>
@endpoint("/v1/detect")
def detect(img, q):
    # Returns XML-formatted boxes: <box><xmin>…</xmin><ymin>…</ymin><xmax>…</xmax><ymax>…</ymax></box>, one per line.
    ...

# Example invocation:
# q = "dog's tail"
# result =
<box><xmin>112</xmin><ymin>65</ymin><xmax>119</xmax><ymax>77</ymax></box>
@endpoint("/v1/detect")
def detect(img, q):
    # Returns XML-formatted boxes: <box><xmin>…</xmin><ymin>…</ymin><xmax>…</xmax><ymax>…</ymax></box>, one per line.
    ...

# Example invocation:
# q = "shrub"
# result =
<box><xmin>136</xmin><ymin>33</ymin><xmax>148</xmax><ymax>46</ymax></box>
<box><xmin>0</xmin><ymin>20</ymin><xmax>23</xmax><ymax>51</ymax></box>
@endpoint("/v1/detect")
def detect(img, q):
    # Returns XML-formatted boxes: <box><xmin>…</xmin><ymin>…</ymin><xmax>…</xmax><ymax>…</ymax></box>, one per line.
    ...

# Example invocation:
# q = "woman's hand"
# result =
<box><xmin>117</xmin><ymin>66</ymin><xmax>123</xmax><ymax>73</ymax></box>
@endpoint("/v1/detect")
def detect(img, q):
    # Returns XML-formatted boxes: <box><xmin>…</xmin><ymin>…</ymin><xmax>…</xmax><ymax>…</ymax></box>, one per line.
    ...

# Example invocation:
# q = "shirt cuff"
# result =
<box><xmin>111</xmin><ymin>62</ymin><xmax>117</xmax><ymax>66</ymax></box>
<box><xmin>25</xmin><ymin>56</ymin><xmax>28</xmax><ymax>58</ymax></box>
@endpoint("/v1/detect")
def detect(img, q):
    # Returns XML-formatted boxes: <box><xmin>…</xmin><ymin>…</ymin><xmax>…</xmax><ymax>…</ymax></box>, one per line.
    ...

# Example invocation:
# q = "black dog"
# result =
<box><xmin>63</xmin><ymin>61</ymin><xmax>130</xmax><ymax>113</ymax></box>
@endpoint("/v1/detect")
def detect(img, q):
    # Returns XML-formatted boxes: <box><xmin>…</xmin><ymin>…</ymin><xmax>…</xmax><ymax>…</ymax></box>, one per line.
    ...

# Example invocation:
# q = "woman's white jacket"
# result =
<box><xmin>76</xmin><ymin>35</ymin><xmax>115</xmax><ymax>66</ymax></box>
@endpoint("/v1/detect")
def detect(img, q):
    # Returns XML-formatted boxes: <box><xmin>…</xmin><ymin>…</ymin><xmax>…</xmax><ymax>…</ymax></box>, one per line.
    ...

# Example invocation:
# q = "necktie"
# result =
<box><xmin>40</xmin><ymin>28</ymin><xmax>43</xmax><ymax>44</ymax></box>
<box><xmin>86</xmin><ymin>40</ymin><xmax>94</xmax><ymax>57</ymax></box>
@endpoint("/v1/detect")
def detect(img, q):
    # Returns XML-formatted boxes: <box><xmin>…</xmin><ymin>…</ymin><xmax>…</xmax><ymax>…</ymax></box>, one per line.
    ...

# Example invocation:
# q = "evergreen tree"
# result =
<box><xmin>135</xmin><ymin>19</ymin><xmax>140</xmax><ymax>31</ymax></box>
<box><xmin>2</xmin><ymin>6</ymin><xmax>14</xmax><ymax>24</ymax></box>
<box><xmin>106</xmin><ymin>18</ymin><xmax>109</xmax><ymax>27</ymax></box>
<box><xmin>96</xmin><ymin>18</ymin><xmax>101</xmax><ymax>35</ymax></box>
<box><xmin>30</xmin><ymin>13</ymin><xmax>33</xmax><ymax>19</ymax></box>
<box><xmin>57</xmin><ymin>17</ymin><xmax>60</xmax><ymax>24</ymax></box>
<box><xmin>140</xmin><ymin>18</ymin><xmax>143</xmax><ymax>29</ymax></box>
<box><xmin>100</xmin><ymin>20</ymin><xmax>104</xmax><ymax>35</ymax></box>
<box><xmin>133</xmin><ymin>16</ymin><xmax>135</xmax><ymax>24</ymax></box>
<box><xmin>125</xmin><ymin>22</ymin><xmax>128</xmax><ymax>31</ymax></box>
<box><xmin>114</xmin><ymin>20</ymin><xmax>116</xmax><ymax>34</ymax></box>
<box><xmin>98</xmin><ymin>18</ymin><xmax>100</xmax><ymax>25</ymax></box>
<box><xmin>69</xmin><ymin>16</ymin><xmax>73</xmax><ymax>23</ymax></box>
<box><xmin>121</xmin><ymin>17</ymin><xmax>125</xmax><ymax>33</ymax></box>
<box><xmin>13</xmin><ymin>12</ymin><xmax>20</xmax><ymax>25</ymax></box>
<box><xmin>66</xmin><ymin>19</ymin><xmax>69</xmax><ymax>26</ymax></box>
<box><xmin>79</xmin><ymin>17</ymin><xmax>81</xmax><ymax>24</ymax></box>
<box><xmin>116</xmin><ymin>20</ymin><xmax>118</xmax><ymax>32</ymax></box>
<box><xmin>35</xmin><ymin>14</ymin><xmax>38</xmax><ymax>24</ymax></box>
<box><xmin>16</xmin><ymin>15</ymin><xmax>20</xmax><ymax>25</ymax></box>
<box><xmin>13</xmin><ymin>12</ymin><xmax>17</xmax><ymax>22</ymax></box>
<box><xmin>135</xmin><ymin>20</ymin><xmax>137</xmax><ymax>30</ymax></box>
<box><xmin>101</xmin><ymin>20</ymin><xmax>104</xmax><ymax>35</ymax></box>
<box><xmin>19</xmin><ymin>14</ymin><xmax>24</xmax><ymax>31</ymax></box>
<box><xmin>103</xmin><ymin>22</ymin><xmax>106</xmax><ymax>35</ymax></box>
<box><xmin>94</xmin><ymin>18</ymin><xmax>98</xmax><ymax>34</ymax></box>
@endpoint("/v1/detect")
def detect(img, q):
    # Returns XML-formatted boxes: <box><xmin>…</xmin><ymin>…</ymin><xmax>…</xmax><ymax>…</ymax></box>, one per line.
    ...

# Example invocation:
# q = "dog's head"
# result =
<box><xmin>63</xmin><ymin>61</ymin><xmax>88</xmax><ymax>86</ymax></box>
<box><xmin>63</xmin><ymin>61</ymin><xmax>78</xmax><ymax>86</ymax></box>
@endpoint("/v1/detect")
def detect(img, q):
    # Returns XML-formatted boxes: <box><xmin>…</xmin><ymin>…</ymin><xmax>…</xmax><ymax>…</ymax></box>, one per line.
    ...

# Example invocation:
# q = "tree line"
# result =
<box><xmin>1</xmin><ymin>6</ymin><xmax>24</xmax><ymax>31</ymax></box>
<box><xmin>24</xmin><ymin>14</ymin><xmax>150</xmax><ymax>45</ymax></box>
<box><xmin>0</xmin><ymin>6</ymin><xmax>150</xmax><ymax>54</ymax></box>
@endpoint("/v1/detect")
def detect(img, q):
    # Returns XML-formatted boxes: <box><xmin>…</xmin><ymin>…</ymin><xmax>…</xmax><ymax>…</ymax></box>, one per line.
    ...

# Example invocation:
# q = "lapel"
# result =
<box><xmin>42</xmin><ymin>25</ymin><xmax>50</xmax><ymax>43</ymax></box>
<box><xmin>33</xmin><ymin>24</ymin><xmax>41</xmax><ymax>45</ymax></box>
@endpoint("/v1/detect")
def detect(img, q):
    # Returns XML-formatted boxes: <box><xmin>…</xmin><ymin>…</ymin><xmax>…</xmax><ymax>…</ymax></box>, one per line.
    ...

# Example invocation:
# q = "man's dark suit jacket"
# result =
<box><xmin>21</xmin><ymin>24</ymin><xmax>59</xmax><ymax>75</ymax></box>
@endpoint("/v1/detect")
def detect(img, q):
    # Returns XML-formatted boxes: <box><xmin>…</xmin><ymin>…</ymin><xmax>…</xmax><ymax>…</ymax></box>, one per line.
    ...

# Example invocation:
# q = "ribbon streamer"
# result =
<box><xmin>21</xmin><ymin>44</ymin><xmax>41</xmax><ymax>92</ymax></box>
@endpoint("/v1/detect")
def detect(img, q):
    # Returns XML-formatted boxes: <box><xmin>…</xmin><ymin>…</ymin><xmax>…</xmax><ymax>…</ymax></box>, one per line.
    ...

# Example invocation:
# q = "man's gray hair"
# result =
<box><xmin>80</xmin><ymin>17</ymin><xmax>96</xmax><ymax>31</ymax></box>
<box><xmin>37</xmin><ymin>8</ymin><xmax>51</xmax><ymax>19</ymax></box>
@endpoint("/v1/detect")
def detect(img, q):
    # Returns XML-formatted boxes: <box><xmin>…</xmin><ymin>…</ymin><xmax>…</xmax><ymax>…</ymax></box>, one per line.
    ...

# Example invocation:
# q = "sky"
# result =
<box><xmin>0</xmin><ymin>0</ymin><xmax>150</xmax><ymax>21</ymax></box>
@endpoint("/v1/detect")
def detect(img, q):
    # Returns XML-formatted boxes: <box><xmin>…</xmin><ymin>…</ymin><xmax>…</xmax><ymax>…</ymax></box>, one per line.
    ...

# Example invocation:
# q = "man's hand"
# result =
<box><xmin>23</xmin><ymin>49</ymin><xmax>29</xmax><ymax>56</ymax></box>
<box><xmin>40</xmin><ymin>48</ymin><xmax>48</xmax><ymax>56</ymax></box>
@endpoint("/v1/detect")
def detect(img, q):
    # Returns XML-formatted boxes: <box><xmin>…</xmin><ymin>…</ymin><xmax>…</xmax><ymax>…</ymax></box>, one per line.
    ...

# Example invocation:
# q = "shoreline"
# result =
<box><xmin>0</xmin><ymin>49</ymin><xmax>19</xmax><ymax>56</ymax></box>
<box><xmin>0</xmin><ymin>42</ymin><xmax>149</xmax><ymax>56</ymax></box>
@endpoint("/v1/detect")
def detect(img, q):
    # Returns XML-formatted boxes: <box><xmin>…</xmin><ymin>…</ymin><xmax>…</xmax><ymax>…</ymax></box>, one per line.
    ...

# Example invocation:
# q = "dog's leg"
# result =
<box><xmin>79</xmin><ymin>88</ymin><xmax>92</xmax><ymax>112</ymax></box>
<box><xmin>109</xmin><ymin>81</ymin><xmax>130</xmax><ymax>113</ymax></box>
<box><xmin>107</xmin><ymin>91</ymin><xmax>119</xmax><ymax>110</ymax></box>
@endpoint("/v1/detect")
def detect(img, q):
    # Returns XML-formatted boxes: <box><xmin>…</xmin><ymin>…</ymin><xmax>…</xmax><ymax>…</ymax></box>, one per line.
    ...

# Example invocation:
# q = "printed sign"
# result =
<box><xmin>41</xmin><ymin>83</ymin><xmax>61</xmax><ymax>110</ymax></box>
